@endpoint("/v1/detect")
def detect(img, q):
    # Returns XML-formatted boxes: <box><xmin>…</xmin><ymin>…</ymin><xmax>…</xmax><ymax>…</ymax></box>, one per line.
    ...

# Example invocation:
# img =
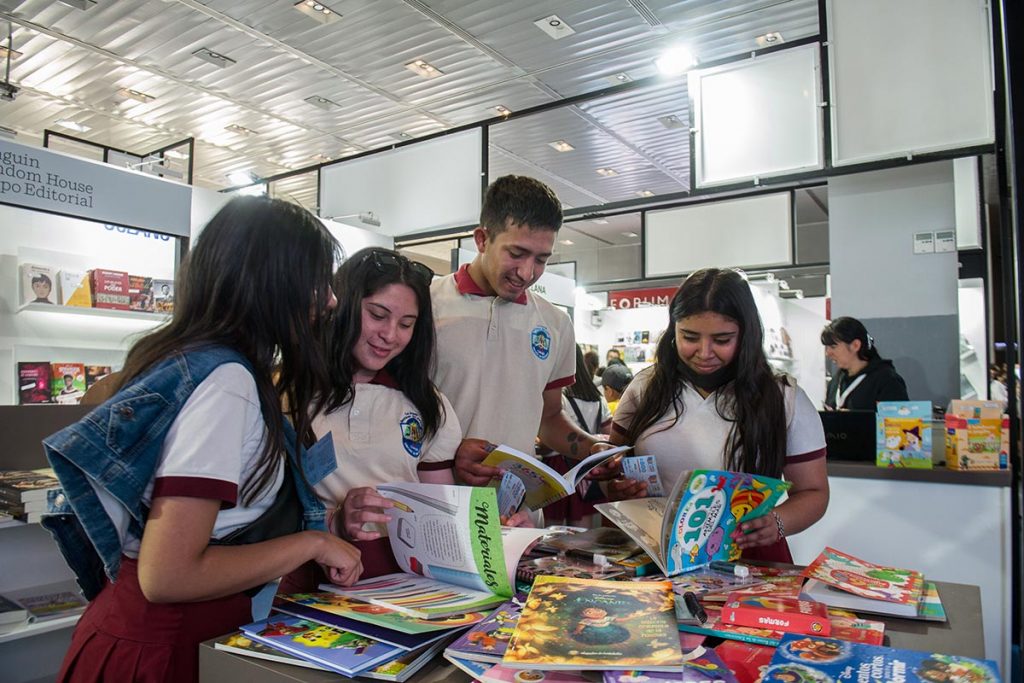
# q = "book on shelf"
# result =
<box><xmin>0</xmin><ymin>468</ymin><xmax>61</xmax><ymax>504</ymax></box>
<box><xmin>20</xmin><ymin>263</ymin><xmax>57</xmax><ymax>306</ymax></box>
<box><xmin>502</xmin><ymin>575</ymin><xmax>684</xmax><ymax>672</ymax></box>
<box><xmin>483</xmin><ymin>443</ymin><xmax>632</xmax><ymax>510</ymax></box>
<box><xmin>720</xmin><ymin>593</ymin><xmax>831</xmax><ymax>637</ymax></box>
<box><xmin>800</xmin><ymin>546</ymin><xmax>925</xmax><ymax>618</ymax></box>
<box><xmin>127</xmin><ymin>274</ymin><xmax>154</xmax><ymax>312</ymax></box>
<box><xmin>51</xmin><ymin>362</ymin><xmax>86</xmax><ymax>405</ymax></box>
<box><xmin>444</xmin><ymin>595</ymin><xmax>525</xmax><ymax>664</ymax></box>
<box><xmin>603</xmin><ymin>648</ymin><xmax>740</xmax><ymax>683</ymax></box>
<box><xmin>0</xmin><ymin>488</ymin><xmax>66</xmax><ymax>523</ymax></box>
<box><xmin>320</xmin><ymin>483</ymin><xmax>547</xmax><ymax>618</ymax></box>
<box><xmin>85</xmin><ymin>365</ymin><xmax>113</xmax><ymax>390</ymax></box>
<box><xmin>0</xmin><ymin>594</ymin><xmax>30</xmax><ymax>634</ymax></box>
<box><xmin>5</xmin><ymin>580</ymin><xmax>87</xmax><ymax>623</ymax></box>
<box><xmin>876</xmin><ymin>401</ymin><xmax>933</xmax><ymax>468</ymax></box>
<box><xmin>90</xmin><ymin>269</ymin><xmax>131</xmax><ymax>310</ymax></box>
<box><xmin>152</xmin><ymin>278</ymin><xmax>174</xmax><ymax>313</ymax></box>
<box><xmin>58</xmin><ymin>269</ymin><xmax>92</xmax><ymax>307</ymax></box>
<box><xmin>762</xmin><ymin>633</ymin><xmax>1001</xmax><ymax>683</ymax></box>
<box><xmin>240</xmin><ymin>615</ymin><xmax>406</xmax><ymax>677</ymax></box>
<box><xmin>596</xmin><ymin>469</ymin><xmax>790</xmax><ymax>577</ymax></box>
<box><xmin>17</xmin><ymin>362</ymin><xmax>52</xmax><ymax>404</ymax></box>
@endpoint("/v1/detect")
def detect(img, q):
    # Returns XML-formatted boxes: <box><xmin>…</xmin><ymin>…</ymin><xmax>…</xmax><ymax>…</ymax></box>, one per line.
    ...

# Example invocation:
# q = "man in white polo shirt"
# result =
<box><xmin>431</xmin><ymin>175</ymin><xmax>606</xmax><ymax>487</ymax></box>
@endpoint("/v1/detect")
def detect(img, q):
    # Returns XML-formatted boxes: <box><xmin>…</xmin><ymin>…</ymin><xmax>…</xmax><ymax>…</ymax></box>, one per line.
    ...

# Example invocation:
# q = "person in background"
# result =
<box><xmin>583</xmin><ymin>349</ymin><xmax>601</xmax><ymax>386</ymax></box>
<box><xmin>990</xmin><ymin>363</ymin><xmax>1008</xmax><ymax>403</ymax></box>
<box><xmin>821</xmin><ymin>316</ymin><xmax>908</xmax><ymax>411</ymax></box>
<box><xmin>601</xmin><ymin>363</ymin><xmax>633</xmax><ymax>415</ymax></box>
<box><xmin>430</xmin><ymin>175</ymin><xmax>609</xmax><ymax>497</ymax></box>
<box><xmin>594</xmin><ymin>268</ymin><xmax>828</xmax><ymax>563</ymax></box>
<box><xmin>44</xmin><ymin>196</ymin><xmax>362</xmax><ymax>683</ymax></box>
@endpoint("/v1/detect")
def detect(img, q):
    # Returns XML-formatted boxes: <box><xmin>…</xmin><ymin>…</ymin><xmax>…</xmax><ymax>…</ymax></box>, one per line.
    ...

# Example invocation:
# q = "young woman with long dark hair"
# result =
<box><xmin>45</xmin><ymin>196</ymin><xmax>363</xmax><ymax>682</ymax></box>
<box><xmin>595</xmin><ymin>268</ymin><xmax>829</xmax><ymax>561</ymax></box>
<box><xmin>821</xmin><ymin>316</ymin><xmax>908</xmax><ymax>410</ymax></box>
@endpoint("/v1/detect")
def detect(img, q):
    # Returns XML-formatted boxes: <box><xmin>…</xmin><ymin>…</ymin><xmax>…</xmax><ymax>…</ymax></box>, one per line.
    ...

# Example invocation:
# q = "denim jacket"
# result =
<box><xmin>41</xmin><ymin>346</ymin><xmax>327</xmax><ymax>600</ymax></box>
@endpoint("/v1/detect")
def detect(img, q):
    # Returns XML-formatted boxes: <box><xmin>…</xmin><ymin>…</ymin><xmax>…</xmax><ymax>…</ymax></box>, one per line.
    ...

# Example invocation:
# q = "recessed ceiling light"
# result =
<box><xmin>755</xmin><ymin>32</ymin><xmax>785</xmax><ymax>48</ymax></box>
<box><xmin>559</xmin><ymin>239</ymin><xmax>574</xmax><ymax>246</ymax></box>
<box><xmin>227</xmin><ymin>170</ymin><xmax>258</xmax><ymax>186</ymax></box>
<box><xmin>534</xmin><ymin>14</ymin><xmax>576</xmax><ymax>40</ymax></box>
<box><xmin>0</xmin><ymin>46</ymin><xmax>23</xmax><ymax>60</ymax></box>
<box><xmin>117</xmin><ymin>88</ymin><xmax>155</xmax><ymax>103</ymax></box>
<box><xmin>162</xmin><ymin>149</ymin><xmax>188</xmax><ymax>160</ymax></box>
<box><xmin>606</xmin><ymin>72</ymin><xmax>631</xmax><ymax>85</ymax></box>
<box><xmin>548</xmin><ymin>140</ymin><xmax>575</xmax><ymax>152</ymax></box>
<box><xmin>192</xmin><ymin>47</ymin><xmax>236</xmax><ymax>69</ymax></box>
<box><xmin>655</xmin><ymin>46</ymin><xmax>696</xmax><ymax>76</ymax></box>
<box><xmin>621</xmin><ymin>231</ymin><xmax>639</xmax><ymax>237</ymax></box>
<box><xmin>494</xmin><ymin>105</ymin><xmax>512</xmax><ymax>117</ymax></box>
<box><xmin>636</xmin><ymin>189</ymin><xmax>655</xmax><ymax>198</ymax></box>
<box><xmin>596</xmin><ymin>168</ymin><xmax>618</xmax><ymax>177</ymax></box>
<box><xmin>304</xmin><ymin>95</ymin><xmax>340</xmax><ymax>110</ymax></box>
<box><xmin>225</xmin><ymin>123</ymin><xmax>258</xmax><ymax>136</ymax></box>
<box><xmin>391</xmin><ymin>132</ymin><xmax>413</xmax><ymax>141</ymax></box>
<box><xmin>657</xmin><ymin>114</ymin><xmax>686</xmax><ymax>129</ymax></box>
<box><xmin>293</xmin><ymin>0</ymin><xmax>341</xmax><ymax>24</ymax></box>
<box><xmin>55</xmin><ymin>119</ymin><xmax>90</xmax><ymax>133</ymax></box>
<box><xmin>405</xmin><ymin>59</ymin><xmax>444</xmax><ymax>79</ymax></box>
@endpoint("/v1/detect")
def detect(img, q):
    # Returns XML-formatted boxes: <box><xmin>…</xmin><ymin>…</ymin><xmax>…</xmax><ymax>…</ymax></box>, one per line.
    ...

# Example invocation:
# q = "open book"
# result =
<box><xmin>799</xmin><ymin>547</ymin><xmax>929</xmax><ymax>619</ymax></box>
<box><xmin>596</xmin><ymin>469</ymin><xmax>790</xmax><ymax>577</ymax></box>
<box><xmin>482</xmin><ymin>443</ymin><xmax>632</xmax><ymax>510</ymax></box>
<box><xmin>321</xmin><ymin>483</ymin><xmax>546</xmax><ymax>618</ymax></box>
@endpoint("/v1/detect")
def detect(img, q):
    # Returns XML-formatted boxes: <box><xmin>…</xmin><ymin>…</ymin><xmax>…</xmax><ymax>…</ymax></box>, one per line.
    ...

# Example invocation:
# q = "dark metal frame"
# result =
<box><xmin>42</xmin><ymin>129</ymin><xmax>195</xmax><ymax>186</ymax></box>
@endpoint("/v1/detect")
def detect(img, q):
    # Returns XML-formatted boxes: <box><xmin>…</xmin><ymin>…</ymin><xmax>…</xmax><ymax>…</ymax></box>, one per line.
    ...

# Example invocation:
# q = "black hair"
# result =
<box><xmin>118</xmin><ymin>196</ymin><xmax>339</xmax><ymax>504</ymax></box>
<box><xmin>565</xmin><ymin>344</ymin><xmax>601</xmax><ymax>402</ymax></box>
<box><xmin>582</xmin><ymin>350</ymin><xmax>600</xmax><ymax>378</ymax></box>
<box><xmin>622</xmin><ymin>268</ymin><xmax>789</xmax><ymax>477</ymax></box>
<box><xmin>479</xmin><ymin>175</ymin><xmax>562</xmax><ymax>237</ymax></box>
<box><xmin>324</xmin><ymin>247</ymin><xmax>444</xmax><ymax>440</ymax></box>
<box><xmin>820</xmin><ymin>316</ymin><xmax>881</xmax><ymax>362</ymax></box>
<box><xmin>31</xmin><ymin>273</ymin><xmax>52</xmax><ymax>288</ymax></box>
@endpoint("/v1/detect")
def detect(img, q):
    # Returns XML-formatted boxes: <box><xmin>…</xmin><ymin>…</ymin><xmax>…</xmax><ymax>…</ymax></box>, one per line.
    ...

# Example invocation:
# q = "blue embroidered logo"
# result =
<box><xmin>530</xmin><ymin>326</ymin><xmax>551</xmax><ymax>360</ymax></box>
<box><xmin>400</xmin><ymin>412</ymin><xmax>425</xmax><ymax>457</ymax></box>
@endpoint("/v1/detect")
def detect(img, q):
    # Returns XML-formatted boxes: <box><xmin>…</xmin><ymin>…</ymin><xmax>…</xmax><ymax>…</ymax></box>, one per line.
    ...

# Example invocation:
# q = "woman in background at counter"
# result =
<box><xmin>595</xmin><ymin>268</ymin><xmax>828</xmax><ymax>562</ymax></box>
<box><xmin>821</xmin><ymin>316</ymin><xmax>908</xmax><ymax>411</ymax></box>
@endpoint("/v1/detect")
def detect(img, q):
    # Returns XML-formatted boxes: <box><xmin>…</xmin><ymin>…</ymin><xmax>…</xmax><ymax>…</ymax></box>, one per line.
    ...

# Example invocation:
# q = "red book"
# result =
<box><xmin>713</xmin><ymin>640</ymin><xmax>774</xmax><ymax>683</ymax></box>
<box><xmin>90</xmin><ymin>269</ymin><xmax>130</xmax><ymax>310</ymax></box>
<box><xmin>720</xmin><ymin>593</ymin><xmax>831</xmax><ymax>637</ymax></box>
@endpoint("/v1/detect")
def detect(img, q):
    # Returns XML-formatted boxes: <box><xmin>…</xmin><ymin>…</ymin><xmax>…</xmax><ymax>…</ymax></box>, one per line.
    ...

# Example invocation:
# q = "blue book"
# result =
<box><xmin>241</xmin><ymin>615</ymin><xmax>404</xmax><ymax>676</ymax></box>
<box><xmin>763</xmin><ymin>633</ymin><xmax>1001</xmax><ymax>682</ymax></box>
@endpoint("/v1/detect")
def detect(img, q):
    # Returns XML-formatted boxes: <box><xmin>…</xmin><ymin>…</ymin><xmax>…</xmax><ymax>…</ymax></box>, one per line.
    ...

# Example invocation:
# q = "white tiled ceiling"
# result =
<box><xmin>0</xmin><ymin>0</ymin><xmax>819</xmax><ymax>208</ymax></box>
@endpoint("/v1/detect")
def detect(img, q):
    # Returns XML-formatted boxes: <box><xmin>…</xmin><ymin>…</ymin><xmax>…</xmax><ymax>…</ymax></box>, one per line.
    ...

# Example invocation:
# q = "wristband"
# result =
<box><xmin>771</xmin><ymin>510</ymin><xmax>786</xmax><ymax>541</ymax></box>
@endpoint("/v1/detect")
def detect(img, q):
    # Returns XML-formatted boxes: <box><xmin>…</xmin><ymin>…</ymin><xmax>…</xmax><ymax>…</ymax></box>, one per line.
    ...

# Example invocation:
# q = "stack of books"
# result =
<box><xmin>0</xmin><ymin>468</ymin><xmax>63</xmax><ymax>523</ymax></box>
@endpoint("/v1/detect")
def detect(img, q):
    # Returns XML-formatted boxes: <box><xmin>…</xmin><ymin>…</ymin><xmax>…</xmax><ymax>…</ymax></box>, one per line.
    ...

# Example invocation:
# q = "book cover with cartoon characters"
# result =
<box><xmin>876</xmin><ymin>401</ymin><xmax>933</xmax><ymax>469</ymax></box>
<box><xmin>762</xmin><ymin>633</ymin><xmax>1001</xmax><ymax>682</ymax></box>
<box><xmin>603</xmin><ymin>648</ymin><xmax>740</xmax><ymax>682</ymax></box>
<box><xmin>445</xmin><ymin>595</ymin><xmax>527</xmax><ymax>663</ymax></box>
<box><xmin>502</xmin><ymin>576</ymin><xmax>683</xmax><ymax>671</ymax></box>
<box><xmin>802</xmin><ymin>547</ymin><xmax>924</xmax><ymax>606</ymax></box>
<box><xmin>596</xmin><ymin>470</ymin><xmax>790</xmax><ymax>577</ymax></box>
<box><xmin>240</xmin><ymin>615</ymin><xmax>403</xmax><ymax>676</ymax></box>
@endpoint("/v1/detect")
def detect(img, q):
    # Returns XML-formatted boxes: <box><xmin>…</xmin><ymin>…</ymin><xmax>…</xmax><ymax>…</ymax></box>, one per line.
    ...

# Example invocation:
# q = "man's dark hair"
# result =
<box><xmin>479</xmin><ymin>175</ymin><xmax>562</xmax><ymax>237</ymax></box>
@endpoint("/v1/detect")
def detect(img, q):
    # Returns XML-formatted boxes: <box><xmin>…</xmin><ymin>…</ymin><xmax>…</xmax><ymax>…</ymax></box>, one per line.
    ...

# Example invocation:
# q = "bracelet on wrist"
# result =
<box><xmin>771</xmin><ymin>510</ymin><xmax>786</xmax><ymax>541</ymax></box>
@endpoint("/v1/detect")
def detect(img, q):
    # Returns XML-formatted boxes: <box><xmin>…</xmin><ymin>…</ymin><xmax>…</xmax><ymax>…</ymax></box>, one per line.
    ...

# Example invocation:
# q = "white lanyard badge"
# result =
<box><xmin>834</xmin><ymin>374</ymin><xmax>866</xmax><ymax>409</ymax></box>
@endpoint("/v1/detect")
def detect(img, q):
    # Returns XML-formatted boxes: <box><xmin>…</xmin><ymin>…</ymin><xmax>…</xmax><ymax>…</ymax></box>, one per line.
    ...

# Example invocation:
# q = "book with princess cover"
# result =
<box><xmin>596</xmin><ymin>470</ymin><xmax>791</xmax><ymax>577</ymax></box>
<box><xmin>482</xmin><ymin>443</ymin><xmax>632</xmax><ymax>510</ymax></box>
<box><xmin>320</xmin><ymin>483</ymin><xmax>547</xmax><ymax>618</ymax></box>
<box><xmin>762</xmin><ymin>633</ymin><xmax>1001</xmax><ymax>682</ymax></box>
<box><xmin>800</xmin><ymin>547</ymin><xmax>925</xmax><ymax>618</ymax></box>
<box><xmin>502</xmin><ymin>576</ymin><xmax>683</xmax><ymax>671</ymax></box>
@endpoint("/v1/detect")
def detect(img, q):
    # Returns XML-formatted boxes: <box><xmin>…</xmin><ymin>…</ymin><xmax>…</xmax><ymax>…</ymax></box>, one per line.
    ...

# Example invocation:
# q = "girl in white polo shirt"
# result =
<box><xmin>599</xmin><ymin>268</ymin><xmax>828</xmax><ymax>564</ymax></box>
<box><xmin>309</xmin><ymin>248</ymin><xmax>463</xmax><ymax>581</ymax></box>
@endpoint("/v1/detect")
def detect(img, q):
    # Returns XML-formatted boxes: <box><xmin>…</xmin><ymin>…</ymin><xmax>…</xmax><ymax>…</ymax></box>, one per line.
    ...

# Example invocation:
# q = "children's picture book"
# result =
<box><xmin>240</xmin><ymin>615</ymin><xmax>404</xmax><ymax>677</ymax></box>
<box><xmin>621</xmin><ymin>455</ymin><xmax>665</xmax><ymax>497</ymax></box>
<box><xmin>677</xmin><ymin>603</ymin><xmax>884</xmax><ymax>648</ymax></box>
<box><xmin>445</xmin><ymin>595</ymin><xmax>526</xmax><ymax>663</ymax></box>
<box><xmin>17</xmin><ymin>362</ymin><xmax>52</xmax><ymax>404</ymax></box>
<box><xmin>762</xmin><ymin>633</ymin><xmax>1001</xmax><ymax>683</ymax></box>
<box><xmin>876</xmin><ymin>401</ymin><xmax>933</xmax><ymax>468</ymax></box>
<box><xmin>482</xmin><ymin>663</ymin><xmax>591</xmax><ymax>682</ymax></box>
<box><xmin>84</xmin><ymin>365</ymin><xmax>113</xmax><ymax>390</ymax></box>
<box><xmin>51</xmin><ymin>362</ymin><xmax>86</xmax><ymax>405</ymax></box>
<box><xmin>484</xmin><ymin>443</ymin><xmax>632</xmax><ymax>510</ymax></box>
<box><xmin>273</xmin><ymin>593</ymin><xmax>479</xmax><ymax>649</ymax></box>
<box><xmin>152</xmin><ymin>278</ymin><xmax>174</xmax><ymax>313</ymax></box>
<box><xmin>89</xmin><ymin>269</ymin><xmax>131</xmax><ymax>310</ymax></box>
<box><xmin>801</xmin><ymin>547</ymin><xmax>924</xmax><ymax>615</ymax></box>
<box><xmin>58</xmin><ymin>269</ymin><xmax>92</xmax><ymax>307</ymax></box>
<box><xmin>502</xmin><ymin>576</ymin><xmax>683</xmax><ymax>671</ymax></box>
<box><xmin>540</xmin><ymin>526</ymin><xmax>641</xmax><ymax>563</ymax></box>
<box><xmin>603</xmin><ymin>648</ymin><xmax>740</xmax><ymax>683</ymax></box>
<box><xmin>917</xmin><ymin>581</ymin><xmax>947</xmax><ymax>622</ymax></box>
<box><xmin>444</xmin><ymin>652</ymin><xmax>493</xmax><ymax>679</ymax></box>
<box><xmin>516</xmin><ymin>554</ymin><xmax>626</xmax><ymax>584</ymax></box>
<box><xmin>714</xmin><ymin>640</ymin><xmax>775</xmax><ymax>683</ymax></box>
<box><xmin>671</xmin><ymin>570</ymin><xmax>764</xmax><ymax>599</ymax></box>
<box><xmin>20</xmin><ymin>263</ymin><xmax>57</xmax><ymax>306</ymax></box>
<box><xmin>596</xmin><ymin>470</ymin><xmax>791</xmax><ymax>577</ymax></box>
<box><xmin>322</xmin><ymin>483</ymin><xmax>547</xmax><ymax>618</ymax></box>
<box><xmin>720</xmin><ymin>594</ymin><xmax>831</xmax><ymax>637</ymax></box>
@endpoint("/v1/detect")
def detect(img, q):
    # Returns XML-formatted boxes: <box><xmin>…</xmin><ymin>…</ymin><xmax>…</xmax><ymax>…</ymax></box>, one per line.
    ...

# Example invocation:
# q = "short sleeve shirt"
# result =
<box><xmin>613</xmin><ymin>367</ymin><xmax>826</xmax><ymax>492</ymax></box>
<box><xmin>122</xmin><ymin>363</ymin><xmax>281</xmax><ymax>557</ymax></box>
<box><xmin>430</xmin><ymin>266</ymin><xmax>576</xmax><ymax>456</ymax></box>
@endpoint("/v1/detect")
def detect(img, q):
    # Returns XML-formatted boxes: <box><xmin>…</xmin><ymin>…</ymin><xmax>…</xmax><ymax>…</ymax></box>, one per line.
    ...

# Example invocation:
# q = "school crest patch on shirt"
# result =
<box><xmin>530</xmin><ymin>325</ymin><xmax>552</xmax><ymax>360</ymax></box>
<box><xmin>400</xmin><ymin>412</ymin><xmax>425</xmax><ymax>457</ymax></box>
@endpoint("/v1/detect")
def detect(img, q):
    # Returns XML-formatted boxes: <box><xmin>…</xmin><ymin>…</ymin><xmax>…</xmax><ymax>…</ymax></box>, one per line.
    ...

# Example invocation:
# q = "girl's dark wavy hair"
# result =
<box><xmin>118</xmin><ymin>196</ymin><xmax>340</xmax><ymax>504</ymax></box>
<box><xmin>622</xmin><ymin>268</ymin><xmax>789</xmax><ymax>477</ymax></box>
<box><xmin>324</xmin><ymin>247</ymin><xmax>444</xmax><ymax>439</ymax></box>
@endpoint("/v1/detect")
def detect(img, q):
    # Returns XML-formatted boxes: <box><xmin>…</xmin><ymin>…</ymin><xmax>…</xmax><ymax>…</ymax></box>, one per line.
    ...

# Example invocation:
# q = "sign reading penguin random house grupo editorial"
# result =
<box><xmin>0</xmin><ymin>138</ymin><xmax>191</xmax><ymax>237</ymax></box>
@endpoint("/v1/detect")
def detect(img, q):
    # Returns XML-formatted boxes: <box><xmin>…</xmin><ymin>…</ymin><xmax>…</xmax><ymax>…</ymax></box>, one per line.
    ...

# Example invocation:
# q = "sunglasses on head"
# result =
<box><xmin>360</xmin><ymin>249</ymin><xmax>435</xmax><ymax>284</ymax></box>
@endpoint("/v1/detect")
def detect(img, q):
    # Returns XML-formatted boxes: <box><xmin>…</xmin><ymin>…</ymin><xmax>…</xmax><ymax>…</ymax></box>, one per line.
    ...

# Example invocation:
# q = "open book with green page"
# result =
<box><xmin>321</xmin><ymin>483</ymin><xmax>546</xmax><ymax>618</ymax></box>
<box><xmin>596</xmin><ymin>469</ymin><xmax>790</xmax><ymax>577</ymax></box>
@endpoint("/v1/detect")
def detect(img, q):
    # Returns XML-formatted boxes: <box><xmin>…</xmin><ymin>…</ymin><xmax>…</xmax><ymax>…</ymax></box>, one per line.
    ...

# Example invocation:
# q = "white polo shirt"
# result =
<box><xmin>430</xmin><ymin>265</ymin><xmax>576</xmax><ymax>457</ymax></box>
<box><xmin>612</xmin><ymin>367</ymin><xmax>826</xmax><ymax>492</ymax></box>
<box><xmin>311</xmin><ymin>373</ymin><xmax>461</xmax><ymax>508</ymax></box>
